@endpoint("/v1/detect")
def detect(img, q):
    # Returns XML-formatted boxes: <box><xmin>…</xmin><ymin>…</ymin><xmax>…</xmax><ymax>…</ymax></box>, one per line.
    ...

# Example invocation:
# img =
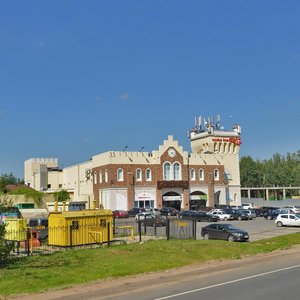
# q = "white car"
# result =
<box><xmin>135</xmin><ymin>212</ymin><xmax>155</xmax><ymax>221</ymax></box>
<box><xmin>208</xmin><ymin>210</ymin><xmax>234</xmax><ymax>221</ymax></box>
<box><xmin>275</xmin><ymin>214</ymin><xmax>300</xmax><ymax>227</ymax></box>
<box><xmin>242</xmin><ymin>203</ymin><xmax>253</xmax><ymax>209</ymax></box>
<box><xmin>282</xmin><ymin>206</ymin><xmax>300</xmax><ymax>214</ymax></box>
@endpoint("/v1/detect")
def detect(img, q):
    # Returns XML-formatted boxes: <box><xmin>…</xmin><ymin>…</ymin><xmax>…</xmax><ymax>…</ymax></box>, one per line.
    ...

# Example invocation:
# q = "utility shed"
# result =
<box><xmin>48</xmin><ymin>209</ymin><xmax>113</xmax><ymax>246</ymax></box>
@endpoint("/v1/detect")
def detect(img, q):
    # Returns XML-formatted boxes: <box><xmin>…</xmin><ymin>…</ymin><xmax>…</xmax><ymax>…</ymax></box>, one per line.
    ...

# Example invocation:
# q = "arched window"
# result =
<box><xmin>146</xmin><ymin>169</ymin><xmax>152</xmax><ymax>181</ymax></box>
<box><xmin>163</xmin><ymin>162</ymin><xmax>171</xmax><ymax>180</ymax></box>
<box><xmin>173</xmin><ymin>162</ymin><xmax>181</xmax><ymax>180</ymax></box>
<box><xmin>105</xmin><ymin>169</ymin><xmax>108</xmax><ymax>182</ymax></box>
<box><xmin>94</xmin><ymin>172</ymin><xmax>97</xmax><ymax>184</ymax></box>
<box><xmin>214</xmin><ymin>169</ymin><xmax>219</xmax><ymax>181</ymax></box>
<box><xmin>199</xmin><ymin>169</ymin><xmax>204</xmax><ymax>181</ymax></box>
<box><xmin>99</xmin><ymin>170</ymin><xmax>102</xmax><ymax>183</ymax></box>
<box><xmin>136</xmin><ymin>169</ymin><xmax>142</xmax><ymax>181</ymax></box>
<box><xmin>117</xmin><ymin>168</ymin><xmax>124</xmax><ymax>181</ymax></box>
<box><xmin>190</xmin><ymin>169</ymin><xmax>195</xmax><ymax>181</ymax></box>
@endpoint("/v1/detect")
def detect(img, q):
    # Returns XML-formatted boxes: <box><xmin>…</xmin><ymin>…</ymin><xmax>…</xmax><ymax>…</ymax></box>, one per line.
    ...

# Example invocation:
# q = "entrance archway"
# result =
<box><xmin>190</xmin><ymin>191</ymin><xmax>207</xmax><ymax>210</ymax></box>
<box><xmin>162</xmin><ymin>191</ymin><xmax>182</xmax><ymax>210</ymax></box>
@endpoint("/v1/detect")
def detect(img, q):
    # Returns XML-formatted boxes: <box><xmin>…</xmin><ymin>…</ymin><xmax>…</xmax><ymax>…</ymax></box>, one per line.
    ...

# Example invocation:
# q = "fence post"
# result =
<box><xmin>166</xmin><ymin>218</ymin><xmax>170</xmax><ymax>240</ymax></box>
<box><xmin>138</xmin><ymin>220</ymin><xmax>142</xmax><ymax>242</ymax></box>
<box><xmin>107</xmin><ymin>222</ymin><xmax>110</xmax><ymax>247</ymax></box>
<box><xmin>26</xmin><ymin>228</ymin><xmax>30</xmax><ymax>256</ymax></box>
<box><xmin>193</xmin><ymin>220</ymin><xmax>197</xmax><ymax>240</ymax></box>
<box><xmin>70</xmin><ymin>225</ymin><xmax>73</xmax><ymax>248</ymax></box>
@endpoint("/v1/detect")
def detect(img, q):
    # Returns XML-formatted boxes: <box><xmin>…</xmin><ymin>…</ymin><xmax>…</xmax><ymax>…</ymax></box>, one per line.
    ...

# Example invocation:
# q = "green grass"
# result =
<box><xmin>1</xmin><ymin>233</ymin><xmax>300</xmax><ymax>297</ymax></box>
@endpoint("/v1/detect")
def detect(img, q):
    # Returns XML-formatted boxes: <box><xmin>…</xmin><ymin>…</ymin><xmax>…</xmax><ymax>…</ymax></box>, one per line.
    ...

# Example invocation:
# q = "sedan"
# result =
<box><xmin>113</xmin><ymin>210</ymin><xmax>129</xmax><ymax>218</ymax></box>
<box><xmin>179</xmin><ymin>210</ymin><xmax>219</xmax><ymax>222</ymax></box>
<box><xmin>275</xmin><ymin>214</ymin><xmax>300</xmax><ymax>227</ymax></box>
<box><xmin>135</xmin><ymin>212</ymin><xmax>155</xmax><ymax>221</ymax></box>
<box><xmin>142</xmin><ymin>215</ymin><xmax>167</xmax><ymax>227</ymax></box>
<box><xmin>201</xmin><ymin>223</ymin><xmax>249</xmax><ymax>242</ymax></box>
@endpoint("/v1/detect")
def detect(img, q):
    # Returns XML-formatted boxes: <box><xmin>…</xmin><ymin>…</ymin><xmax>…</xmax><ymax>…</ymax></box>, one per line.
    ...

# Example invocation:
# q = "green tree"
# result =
<box><xmin>0</xmin><ymin>173</ymin><xmax>23</xmax><ymax>193</ymax></box>
<box><xmin>0</xmin><ymin>223</ymin><xmax>14</xmax><ymax>262</ymax></box>
<box><xmin>54</xmin><ymin>190</ymin><xmax>70</xmax><ymax>202</ymax></box>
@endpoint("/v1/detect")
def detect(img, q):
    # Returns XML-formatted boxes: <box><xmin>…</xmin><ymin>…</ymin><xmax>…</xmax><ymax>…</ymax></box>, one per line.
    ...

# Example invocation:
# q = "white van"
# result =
<box><xmin>242</xmin><ymin>203</ymin><xmax>253</xmax><ymax>209</ymax></box>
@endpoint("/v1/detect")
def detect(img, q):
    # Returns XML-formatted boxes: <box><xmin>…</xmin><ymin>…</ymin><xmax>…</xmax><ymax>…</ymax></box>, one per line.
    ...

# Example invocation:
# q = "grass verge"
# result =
<box><xmin>1</xmin><ymin>233</ymin><xmax>300</xmax><ymax>297</ymax></box>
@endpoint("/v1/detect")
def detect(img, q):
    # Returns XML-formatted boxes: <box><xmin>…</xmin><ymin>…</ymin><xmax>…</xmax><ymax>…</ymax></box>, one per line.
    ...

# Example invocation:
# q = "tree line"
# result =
<box><xmin>240</xmin><ymin>150</ymin><xmax>300</xmax><ymax>188</ymax></box>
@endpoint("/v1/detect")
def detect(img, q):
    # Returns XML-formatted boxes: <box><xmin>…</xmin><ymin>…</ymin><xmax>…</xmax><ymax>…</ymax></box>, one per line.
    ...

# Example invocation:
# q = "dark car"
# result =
<box><xmin>160</xmin><ymin>207</ymin><xmax>179</xmax><ymax>216</ymax></box>
<box><xmin>127</xmin><ymin>208</ymin><xmax>144</xmax><ymax>217</ymax></box>
<box><xmin>113</xmin><ymin>210</ymin><xmax>129</xmax><ymax>218</ymax></box>
<box><xmin>224</xmin><ymin>209</ymin><xmax>249</xmax><ymax>221</ymax></box>
<box><xmin>142</xmin><ymin>215</ymin><xmax>167</xmax><ymax>227</ymax></box>
<box><xmin>264</xmin><ymin>208</ymin><xmax>292</xmax><ymax>220</ymax></box>
<box><xmin>179</xmin><ymin>210</ymin><xmax>219</xmax><ymax>222</ymax></box>
<box><xmin>201</xmin><ymin>223</ymin><xmax>249</xmax><ymax>242</ymax></box>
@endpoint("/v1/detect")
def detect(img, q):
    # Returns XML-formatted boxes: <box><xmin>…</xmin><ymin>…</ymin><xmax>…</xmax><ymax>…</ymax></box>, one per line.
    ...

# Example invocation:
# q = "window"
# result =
<box><xmin>99</xmin><ymin>170</ymin><xmax>102</xmax><ymax>183</ymax></box>
<box><xmin>117</xmin><ymin>168</ymin><xmax>124</xmax><ymax>181</ymax></box>
<box><xmin>47</xmin><ymin>184</ymin><xmax>51</xmax><ymax>189</ymax></box>
<box><xmin>146</xmin><ymin>169</ymin><xmax>152</xmax><ymax>181</ymax></box>
<box><xmin>214</xmin><ymin>169</ymin><xmax>219</xmax><ymax>181</ymax></box>
<box><xmin>199</xmin><ymin>169</ymin><xmax>204</xmax><ymax>181</ymax></box>
<box><xmin>136</xmin><ymin>169</ymin><xmax>142</xmax><ymax>181</ymax></box>
<box><xmin>163</xmin><ymin>162</ymin><xmax>171</xmax><ymax>180</ymax></box>
<box><xmin>105</xmin><ymin>169</ymin><xmax>108</xmax><ymax>182</ymax></box>
<box><xmin>190</xmin><ymin>169</ymin><xmax>195</xmax><ymax>181</ymax></box>
<box><xmin>173</xmin><ymin>162</ymin><xmax>181</xmax><ymax>180</ymax></box>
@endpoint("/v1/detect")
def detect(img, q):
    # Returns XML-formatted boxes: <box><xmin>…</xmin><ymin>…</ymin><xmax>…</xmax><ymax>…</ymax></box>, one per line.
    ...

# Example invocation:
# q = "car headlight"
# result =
<box><xmin>233</xmin><ymin>233</ymin><xmax>243</xmax><ymax>237</ymax></box>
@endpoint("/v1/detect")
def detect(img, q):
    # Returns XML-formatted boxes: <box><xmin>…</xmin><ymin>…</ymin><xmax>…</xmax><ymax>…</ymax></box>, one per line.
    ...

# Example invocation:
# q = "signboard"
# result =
<box><xmin>163</xmin><ymin>196</ymin><xmax>182</xmax><ymax>201</ymax></box>
<box><xmin>212</xmin><ymin>137</ymin><xmax>241</xmax><ymax>145</ymax></box>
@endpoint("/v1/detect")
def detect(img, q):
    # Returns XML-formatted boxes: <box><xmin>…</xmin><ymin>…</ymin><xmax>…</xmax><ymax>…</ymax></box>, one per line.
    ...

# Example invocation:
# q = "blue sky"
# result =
<box><xmin>1</xmin><ymin>0</ymin><xmax>300</xmax><ymax>179</ymax></box>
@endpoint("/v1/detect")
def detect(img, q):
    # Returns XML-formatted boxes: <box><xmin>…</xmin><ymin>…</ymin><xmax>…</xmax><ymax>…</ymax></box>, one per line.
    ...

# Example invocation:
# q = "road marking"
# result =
<box><xmin>154</xmin><ymin>264</ymin><xmax>300</xmax><ymax>300</ymax></box>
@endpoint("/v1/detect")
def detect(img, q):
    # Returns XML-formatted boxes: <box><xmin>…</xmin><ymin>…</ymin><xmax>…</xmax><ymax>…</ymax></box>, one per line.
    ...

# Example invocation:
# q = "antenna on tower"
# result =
<box><xmin>198</xmin><ymin>115</ymin><xmax>202</xmax><ymax>131</ymax></box>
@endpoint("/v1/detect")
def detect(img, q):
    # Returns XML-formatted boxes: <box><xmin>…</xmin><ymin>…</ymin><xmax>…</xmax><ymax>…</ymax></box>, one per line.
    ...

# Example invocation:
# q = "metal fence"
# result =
<box><xmin>3</xmin><ymin>217</ymin><xmax>197</xmax><ymax>260</ymax></box>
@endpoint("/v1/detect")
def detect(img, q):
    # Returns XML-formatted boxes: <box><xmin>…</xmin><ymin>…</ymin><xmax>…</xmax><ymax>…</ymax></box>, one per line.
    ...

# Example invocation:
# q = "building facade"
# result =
<box><xmin>24</xmin><ymin>116</ymin><xmax>242</xmax><ymax>210</ymax></box>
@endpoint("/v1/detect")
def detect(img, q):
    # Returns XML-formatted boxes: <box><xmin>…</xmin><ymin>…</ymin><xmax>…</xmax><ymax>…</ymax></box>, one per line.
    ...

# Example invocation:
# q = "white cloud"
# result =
<box><xmin>96</xmin><ymin>96</ymin><xmax>103</xmax><ymax>103</ymax></box>
<box><xmin>120</xmin><ymin>92</ymin><xmax>129</xmax><ymax>101</ymax></box>
<box><xmin>32</xmin><ymin>41</ymin><xmax>46</xmax><ymax>48</ymax></box>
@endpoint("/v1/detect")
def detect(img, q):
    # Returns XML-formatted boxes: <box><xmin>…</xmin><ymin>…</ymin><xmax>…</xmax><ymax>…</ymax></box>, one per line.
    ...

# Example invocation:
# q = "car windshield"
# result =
<box><xmin>224</xmin><ymin>224</ymin><xmax>237</xmax><ymax>230</ymax></box>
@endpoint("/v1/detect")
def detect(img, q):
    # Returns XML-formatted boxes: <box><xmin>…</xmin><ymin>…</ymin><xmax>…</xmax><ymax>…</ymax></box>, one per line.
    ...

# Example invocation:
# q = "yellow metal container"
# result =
<box><xmin>48</xmin><ymin>209</ymin><xmax>113</xmax><ymax>246</ymax></box>
<box><xmin>4</xmin><ymin>218</ymin><xmax>27</xmax><ymax>241</ymax></box>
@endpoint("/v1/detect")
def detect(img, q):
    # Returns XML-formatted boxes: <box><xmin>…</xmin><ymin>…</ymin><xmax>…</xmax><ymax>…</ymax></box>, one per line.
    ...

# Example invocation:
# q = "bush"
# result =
<box><xmin>0</xmin><ymin>223</ymin><xmax>14</xmax><ymax>262</ymax></box>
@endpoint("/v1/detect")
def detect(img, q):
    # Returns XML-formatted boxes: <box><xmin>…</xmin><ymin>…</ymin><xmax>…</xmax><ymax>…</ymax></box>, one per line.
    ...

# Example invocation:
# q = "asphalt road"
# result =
<box><xmin>15</xmin><ymin>244</ymin><xmax>300</xmax><ymax>300</ymax></box>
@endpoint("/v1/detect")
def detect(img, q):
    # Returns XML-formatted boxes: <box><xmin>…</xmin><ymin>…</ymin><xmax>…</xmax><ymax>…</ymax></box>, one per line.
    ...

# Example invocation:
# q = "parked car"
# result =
<box><xmin>201</xmin><ymin>223</ymin><xmax>249</xmax><ymax>242</ymax></box>
<box><xmin>207</xmin><ymin>210</ymin><xmax>234</xmax><ymax>221</ymax></box>
<box><xmin>282</xmin><ymin>206</ymin><xmax>300</xmax><ymax>214</ymax></box>
<box><xmin>275</xmin><ymin>214</ymin><xmax>300</xmax><ymax>227</ymax></box>
<box><xmin>242</xmin><ymin>203</ymin><xmax>253</xmax><ymax>209</ymax></box>
<box><xmin>258</xmin><ymin>206</ymin><xmax>277</xmax><ymax>217</ymax></box>
<box><xmin>160</xmin><ymin>207</ymin><xmax>179</xmax><ymax>216</ymax></box>
<box><xmin>144</xmin><ymin>208</ymin><xmax>161</xmax><ymax>216</ymax></box>
<box><xmin>142</xmin><ymin>215</ymin><xmax>167</xmax><ymax>227</ymax></box>
<box><xmin>179</xmin><ymin>210</ymin><xmax>219</xmax><ymax>222</ymax></box>
<box><xmin>113</xmin><ymin>210</ymin><xmax>129</xmax><ymax>218</ymax></box>
<box><xmin>240</xmin><ymin>209</ymin><xmax>256</xmax><ymax>219</ymax></box>
<box><xmin>223</xmin><ymin>209</ymin><xmax>249</xmax><ymax>221</ymax></box>
<box><xmin>135</xmin><ymin>212</ymin><xmax>155</xmax><ymax>221</ymax></box>
<box><xmin>127</xmin><ymin>208</ymin><xmax>144</xmax><ymax>217</ymax></box>
<box><xmin>264</xmin><ymin>208</ymin><xmax>292</xmax><ymax>220</ymax></box>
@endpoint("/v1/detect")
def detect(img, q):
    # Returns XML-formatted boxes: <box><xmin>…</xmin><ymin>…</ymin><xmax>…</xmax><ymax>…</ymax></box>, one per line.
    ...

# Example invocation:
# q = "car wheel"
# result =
<box><xmin>224</xmin><ymin>217</ymin><xmax>228</xmax><ymax>221</ymax></box>
<box><xmin>228</xmin><ymin>235</ymin><xmax>235</xmax><ymax>242</ymax></box>
<box><xmin>203</xmin><ymin>233</ymin><xmax>210</xmax><ymax>240</ymax></box>
<box><xmin>267</xmin><ymin>215</ymin><xmax>272</xmax><ymax>220</ymax></box>
<box><xmin>277</xmin><ymin>221</ymin><xmax>283</xmax><ymax>227</ymax></box>
<box><xmin>237</xmin><ymin>216</ymin><xmax>242</xmax><ymax>221</ymax></box>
